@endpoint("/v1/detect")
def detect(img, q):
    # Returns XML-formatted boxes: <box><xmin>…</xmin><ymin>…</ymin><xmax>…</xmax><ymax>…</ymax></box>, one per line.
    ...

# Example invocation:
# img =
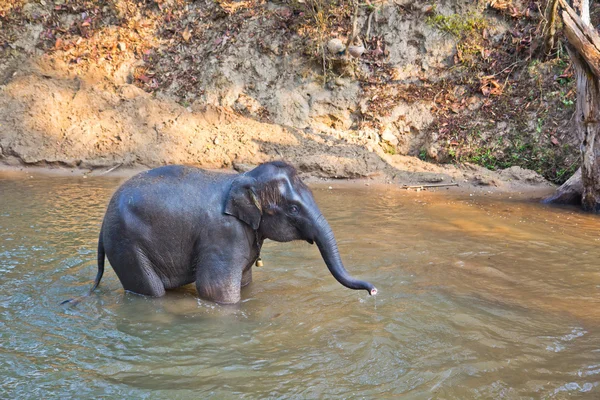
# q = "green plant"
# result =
<box><xmin>465</xmin><ymin>147</ymin><xmax>500</xmax><ymax>170</ymax></box>
<box><xmin>558</xmin><ymin>90</ymin><xmax>574</xmax><ymax>107</ymax></box>
<box><xmin>561</xmin><ymin>97</ymin><xmax>574</xmax><ymax>107</ymax></box>
<box><xmin>536</xmin><ymin>118</ymin><xmax>544</xmax><ymax>134</ymax></box>
<box><xmin>441</xmin><ymin>127</ymin><xmax>577</xmax><ymax>184</ymax></box>
<box><xmin>418</xmin><ymin>148</ymin><xmax>427</xmax><ymax>160</ymax></box>
<box><xmin>381</xmin><ymin>142</ymin><xmax>397</xmax><ymax>155</ymax></box>
<box><xmin>426</xmin><ymin>11</ymin><xmax>486</xmax><ymax>37</ymax></box>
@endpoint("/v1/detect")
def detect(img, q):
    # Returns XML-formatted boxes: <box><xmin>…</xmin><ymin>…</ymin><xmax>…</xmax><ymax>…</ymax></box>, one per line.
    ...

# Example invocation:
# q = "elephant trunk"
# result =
<box><xmin>314</xmin><ymin>214</ymin><xmax>377</xmax><ymax>296</ymax></box>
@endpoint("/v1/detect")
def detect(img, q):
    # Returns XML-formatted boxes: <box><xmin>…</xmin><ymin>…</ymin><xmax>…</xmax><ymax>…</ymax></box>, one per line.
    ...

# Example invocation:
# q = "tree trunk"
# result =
<box><xmin>546</xmin><ymin>0</ymin><xmax>600</xmax><ymax>211</ymax></box>
<box><xmin>570</xmin><ymin>45</ymin><xmax>600</xmax><ymax>211</ymax></box>
<box><xmin>578</xmin><ymin>0</ymin><xmax>590</xmax><ymax>25</ymax></box>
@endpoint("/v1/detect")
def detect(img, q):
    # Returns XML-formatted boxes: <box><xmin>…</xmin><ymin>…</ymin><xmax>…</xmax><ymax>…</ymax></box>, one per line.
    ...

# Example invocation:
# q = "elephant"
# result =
<box><xmin>63</xmin><ymin>161</ymin><xmax>377</xmax><ymax>304</ymax></box>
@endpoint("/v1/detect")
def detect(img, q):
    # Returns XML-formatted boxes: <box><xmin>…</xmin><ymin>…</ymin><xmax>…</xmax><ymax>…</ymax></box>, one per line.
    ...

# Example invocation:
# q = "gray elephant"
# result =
<box><xmin>63</xmin><ymin>161</ymin><xmax>377</xmax><ymax>304</ymax></box>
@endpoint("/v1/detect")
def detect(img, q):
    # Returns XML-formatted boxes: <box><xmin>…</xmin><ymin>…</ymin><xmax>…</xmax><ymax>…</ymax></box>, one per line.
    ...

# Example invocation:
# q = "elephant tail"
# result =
<box><xmin>60</xmin><ymin>230</ymin><xmax>106</xmax><ymax>306</ymax></box>
<box><xmin>90</xmin><ymin>232</ymin><xmax>106</xmax><ymax>293</ymax></box>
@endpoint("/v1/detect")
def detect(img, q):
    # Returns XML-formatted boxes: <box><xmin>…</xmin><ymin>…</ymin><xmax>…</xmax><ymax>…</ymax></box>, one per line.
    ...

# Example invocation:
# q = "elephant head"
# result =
<box><xmin>225</xmin><ymin>161</ymin><xmax>377</xmax><ymax>296</ymax></box>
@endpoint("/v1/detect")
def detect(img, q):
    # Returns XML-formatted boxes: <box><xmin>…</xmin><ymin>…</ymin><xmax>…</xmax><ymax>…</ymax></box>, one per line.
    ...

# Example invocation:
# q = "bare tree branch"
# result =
<box><xmin>559</xmin><ymin>0</ymin><xmax>600</xmax><ymax>79</ymax></box>
<box><xmin>345</xmin><ymin>0</ymin><xmax>359</xmax><ymax>60</ymax></box>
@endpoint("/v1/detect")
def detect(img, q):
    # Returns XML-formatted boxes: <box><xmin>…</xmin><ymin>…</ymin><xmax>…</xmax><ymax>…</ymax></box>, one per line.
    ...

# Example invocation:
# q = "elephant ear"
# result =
<box><xmin>224</xmin><ymin>174</ymin><xmax>262</xmax><ymax>230</ymax></box>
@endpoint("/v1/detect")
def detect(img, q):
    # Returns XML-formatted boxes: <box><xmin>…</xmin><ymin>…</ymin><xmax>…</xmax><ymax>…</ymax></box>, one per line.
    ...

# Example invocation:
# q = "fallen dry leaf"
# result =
<box><xmin>182</xmin><ymin>28</ymin><xmax>191</xmax><ymax>42</ymax></box>
<box><xmin>489</xmin><ymin>0</ymin><xmax>510</xmax><ymax>11</ymax></box>
<box><xmin>480</xmin><ymin>77</ymin><xmax>502</xmax><ymax>96</ymax></box>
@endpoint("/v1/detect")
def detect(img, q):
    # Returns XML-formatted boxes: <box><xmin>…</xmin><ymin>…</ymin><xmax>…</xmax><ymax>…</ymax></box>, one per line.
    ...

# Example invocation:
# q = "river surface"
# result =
<box><xmin>1</xmin><ymin>171</ymin><xmax>600</xmax><ymax>398</ymax></box>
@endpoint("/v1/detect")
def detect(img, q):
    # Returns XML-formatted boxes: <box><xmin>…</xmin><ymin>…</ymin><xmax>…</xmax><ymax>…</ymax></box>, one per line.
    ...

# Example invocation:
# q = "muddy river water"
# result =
<box><xmin>1</xmin><ymin>171</ymin><xmax>600</xmax><ymax>398</ymax></box>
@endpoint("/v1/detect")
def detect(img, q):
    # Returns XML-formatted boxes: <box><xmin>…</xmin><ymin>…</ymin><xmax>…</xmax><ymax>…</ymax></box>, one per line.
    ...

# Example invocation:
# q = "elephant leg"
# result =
<box><xmin>195</xmin><ymin>254</ymin><xmax>244</xmax><ymax>304</ymax></box>
<box><xmin>241</xmin><ymin>267</ymin><xmax>252</xmax><ymax>288</ymax></box>
<box><xmin>110</xmin><ymin>248</ymin><xmax>166</xmax><ymax>297</ymax></box>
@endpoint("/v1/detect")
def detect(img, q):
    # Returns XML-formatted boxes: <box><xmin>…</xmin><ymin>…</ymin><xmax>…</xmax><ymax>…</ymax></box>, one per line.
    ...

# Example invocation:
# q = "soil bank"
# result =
<box><xmin>0</xmin><ymin>0</ymin><xmax>571</xmax><ymax>195</ymax></box>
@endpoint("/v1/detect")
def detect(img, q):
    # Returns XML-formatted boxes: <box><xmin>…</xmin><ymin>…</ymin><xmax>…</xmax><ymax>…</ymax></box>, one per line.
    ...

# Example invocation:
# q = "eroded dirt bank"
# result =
<box><xmin>0</xmin><ymin>58</ymin><xmax>554</xmax><ymax>193</ymax></box>
<box><xmin>0</xmin><ymin>0</ymin><xmax>573</xmax><ymax>193</ymax></box>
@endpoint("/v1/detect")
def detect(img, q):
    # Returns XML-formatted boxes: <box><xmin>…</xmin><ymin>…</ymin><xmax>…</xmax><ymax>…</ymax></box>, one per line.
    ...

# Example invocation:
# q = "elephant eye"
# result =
<box><xmin>288</xmin><ymin>205</ymin><xmax>300</xmax><ymax>215</ymax></box>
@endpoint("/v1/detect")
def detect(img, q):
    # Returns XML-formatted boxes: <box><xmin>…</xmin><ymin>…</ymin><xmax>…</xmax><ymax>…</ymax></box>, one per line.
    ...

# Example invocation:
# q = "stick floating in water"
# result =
<box><xmin>401</xmin><ymin>183</ymin><xmax>459</xmax><ymax>190</ymax></box>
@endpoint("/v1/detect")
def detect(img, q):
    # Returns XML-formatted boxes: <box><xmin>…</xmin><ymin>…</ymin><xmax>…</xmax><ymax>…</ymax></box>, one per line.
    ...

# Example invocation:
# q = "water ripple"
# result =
<box><xmin>1</xmin><ymin>174</ymin><xmax>600</xmax><ymax>397</ymax></box>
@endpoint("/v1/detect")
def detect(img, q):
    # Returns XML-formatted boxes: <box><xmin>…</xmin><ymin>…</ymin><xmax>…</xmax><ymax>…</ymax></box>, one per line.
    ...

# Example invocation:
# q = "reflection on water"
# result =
<box><xmin>1</xmin><ymin>171</ymin><xmax>600</xmax><ymax>398</ymax></box>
